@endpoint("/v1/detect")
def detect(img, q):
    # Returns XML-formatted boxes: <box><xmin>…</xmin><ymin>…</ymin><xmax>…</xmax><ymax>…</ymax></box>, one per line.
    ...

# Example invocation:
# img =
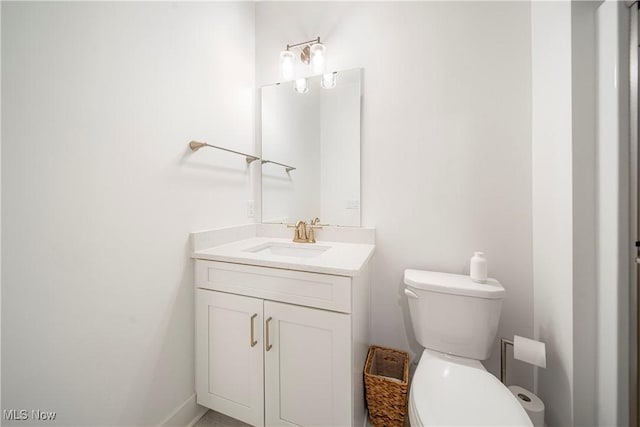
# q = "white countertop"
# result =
<box><xmin>192</xmin><ymin>236</ymin><xmax>375</xmax><ymax>277</ymax></box>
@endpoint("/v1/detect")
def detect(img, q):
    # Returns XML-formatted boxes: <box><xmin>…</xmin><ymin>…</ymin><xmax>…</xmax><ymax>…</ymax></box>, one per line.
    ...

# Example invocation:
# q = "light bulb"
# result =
<box><xmin>293</xmin><ymin>78</ymin><xmax>309</xmax><ymax>94</ymax></box>
<box><xmin>310</xmin><ymin>43</ymin><xmax>326</xmax><ymax>74</ymax></box>
<box><xmin>321</xmin><ymin>72</ymin><xmax>337</xmax><ymax>89</ymax></box>
<box><xmin>280</xmin><ymin>50</ymin><xmax>295</xmax><ymax>81</ymax></box>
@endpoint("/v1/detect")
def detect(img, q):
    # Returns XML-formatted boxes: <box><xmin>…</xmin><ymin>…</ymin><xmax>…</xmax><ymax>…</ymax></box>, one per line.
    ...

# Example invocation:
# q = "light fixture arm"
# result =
<box><xmin>286</xmin><ymin>37</ymin><xmax>321</xmax><ymax>51</ymax></box>
<box><xmin>279</xmin><ymin>36</ymin><xmax>326</xmax><ymax>80</ymax></box>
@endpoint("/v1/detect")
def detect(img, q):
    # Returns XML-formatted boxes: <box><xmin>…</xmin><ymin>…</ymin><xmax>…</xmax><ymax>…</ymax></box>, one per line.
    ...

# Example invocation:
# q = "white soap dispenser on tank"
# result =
<box><xmin>470</xmin><ymin>252</ymin><xmax>488</xmax><ymax>283</ymax></box>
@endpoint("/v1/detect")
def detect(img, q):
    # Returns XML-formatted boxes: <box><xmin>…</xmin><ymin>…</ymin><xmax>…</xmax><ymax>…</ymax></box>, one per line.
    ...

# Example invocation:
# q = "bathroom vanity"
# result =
<box><xmin>191</xmin><ymin>67</ymin><xmax>368</xmax><ymax>427</ymax></box>
<box><xmin>191</xmin><ymin>224</ymin><xmax>375</xmax><ymax>427</ymax></box>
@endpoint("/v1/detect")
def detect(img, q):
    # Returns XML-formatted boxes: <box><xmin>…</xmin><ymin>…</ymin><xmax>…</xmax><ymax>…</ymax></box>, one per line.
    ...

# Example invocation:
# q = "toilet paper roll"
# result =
<box><xmin>514</xmin><ymin>335</ymin><xmax>547</xmax><ymax>368</ymax></box>
<box><xmin>509</xmin><ymin>385</ymin><xmax>545</xmax><ymax>427</ymax></box>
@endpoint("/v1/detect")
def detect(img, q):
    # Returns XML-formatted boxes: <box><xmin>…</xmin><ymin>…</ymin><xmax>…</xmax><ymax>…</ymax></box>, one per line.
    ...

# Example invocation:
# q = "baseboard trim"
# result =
<box><xmin>160</xmin><ymin>393</ymin><xmax>208</xmax><ymax>427</ymax></box>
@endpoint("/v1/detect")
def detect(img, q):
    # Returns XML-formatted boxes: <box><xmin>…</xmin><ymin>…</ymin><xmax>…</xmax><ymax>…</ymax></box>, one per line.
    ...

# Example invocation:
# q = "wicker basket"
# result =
<box><xmin>364</xmin><ymin>345</ymin><xmax>409</xmax><ymax>427</ymax></box>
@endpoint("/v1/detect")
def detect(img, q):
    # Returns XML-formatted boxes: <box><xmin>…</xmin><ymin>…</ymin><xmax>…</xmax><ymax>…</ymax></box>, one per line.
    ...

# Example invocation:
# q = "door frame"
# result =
<box><xmin>629</xmin><ymin>2</ymin><xmax>639</xmax><ymax>425</ymax></box>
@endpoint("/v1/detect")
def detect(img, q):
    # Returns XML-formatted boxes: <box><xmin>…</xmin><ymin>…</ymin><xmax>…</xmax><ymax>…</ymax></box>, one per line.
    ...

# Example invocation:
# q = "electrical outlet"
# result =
<box><xmin>346</xmin><ymin>199</ymin><xmax>360</xmax><ymax>209</ymax></box>
<box><xmin>247</xmin><ymin>200</ymin><xmax>255</xmax><ymax>218</ymax></box>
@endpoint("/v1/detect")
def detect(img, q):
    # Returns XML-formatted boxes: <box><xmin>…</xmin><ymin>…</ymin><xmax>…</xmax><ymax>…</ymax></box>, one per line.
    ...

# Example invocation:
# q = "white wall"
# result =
<box><xmin>256</xmin><ymin>1</ymin><xmax>533</xmax><ymax>387</ymax></box>
<box><xmin>529</xmin><ymin>2</ymin><xmax>634</xmax><ymax>425</ymax></box>
<box><xmin>530</xmin><ymin>3</ymin><xmax>574</xmax><ymax>426</ymax></box>
<box><xmin>1</xmin><ymin>2</ymin><xmax>255</xmax><ymax>426</ymax></box>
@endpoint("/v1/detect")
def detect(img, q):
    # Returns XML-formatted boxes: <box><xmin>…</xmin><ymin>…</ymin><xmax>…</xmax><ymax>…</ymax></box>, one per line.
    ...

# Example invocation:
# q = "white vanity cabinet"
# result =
<box><xmin>195</xmin><ymin>259</ymin><xmax>371</xmax><ymax>427</ymax></box>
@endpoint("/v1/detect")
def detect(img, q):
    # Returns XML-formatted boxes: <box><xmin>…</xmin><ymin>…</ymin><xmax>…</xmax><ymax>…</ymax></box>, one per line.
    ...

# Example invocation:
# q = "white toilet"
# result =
<box><xmin>404</xmin><ymin>269</ymin><xmax>532</xmax><ymax>426</ymax></box>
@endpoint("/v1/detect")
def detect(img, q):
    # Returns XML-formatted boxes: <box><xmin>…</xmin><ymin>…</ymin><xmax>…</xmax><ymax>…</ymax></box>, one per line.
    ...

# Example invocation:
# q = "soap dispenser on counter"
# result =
<box><xmin>470</xmin><ymin>252</ymin><xmax>488</xmax><ymax>283</ymax></box>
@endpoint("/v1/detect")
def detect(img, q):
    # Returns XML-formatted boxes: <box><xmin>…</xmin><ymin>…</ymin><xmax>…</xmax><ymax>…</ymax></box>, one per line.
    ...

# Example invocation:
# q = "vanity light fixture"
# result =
<box><xmin>279</xmin><ymin>36</ymin><xmax>326</xmax><ymax>80</ymax></box>
<box><xmin>293</xmin><ymin>78</ymin><xmax>309</xmax><ymax>94</ymax></box>
<box><xmin>279</xmin><ymin>50</ymin><xmax>295</xmax><ymax>81</ymax></box>
<box><xmin>309</xmin><ymin>43</ymin><xmax>326</xmax><ymax>74</ymax></box>
<box><xmin>321</xmin><ymin>72</ymin><xmax>337</xmax><ymax>89</ymax></box>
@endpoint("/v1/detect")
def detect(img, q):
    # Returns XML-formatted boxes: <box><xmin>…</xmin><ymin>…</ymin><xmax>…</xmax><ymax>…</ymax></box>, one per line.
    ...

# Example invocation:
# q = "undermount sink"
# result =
<box><xmin>244</xmin><ymin>242</ymin><xmax>331</xmax><ymax>258</ymax></box>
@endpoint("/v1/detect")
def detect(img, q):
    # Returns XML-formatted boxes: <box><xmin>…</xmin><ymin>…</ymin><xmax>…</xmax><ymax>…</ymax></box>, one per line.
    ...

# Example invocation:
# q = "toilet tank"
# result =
<box><xmin>404</xmin><ymin>269</ymin><xmax>506</xmax><ymax>360</ymax></box>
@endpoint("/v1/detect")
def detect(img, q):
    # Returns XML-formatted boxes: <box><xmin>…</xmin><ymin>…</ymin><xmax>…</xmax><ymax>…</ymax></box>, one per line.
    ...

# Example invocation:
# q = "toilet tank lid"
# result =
<box><xmin>404</xmin><ymin>269</ymin><xmax>505</xmax><ymax>299</ymax></box>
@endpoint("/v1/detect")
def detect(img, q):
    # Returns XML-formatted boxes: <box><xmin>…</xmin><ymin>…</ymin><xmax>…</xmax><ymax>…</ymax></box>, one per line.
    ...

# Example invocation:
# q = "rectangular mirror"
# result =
<box><xmin>261</xmin><ymin>68</ymin><xmax>362</xmax><ymax>227</ymax></box>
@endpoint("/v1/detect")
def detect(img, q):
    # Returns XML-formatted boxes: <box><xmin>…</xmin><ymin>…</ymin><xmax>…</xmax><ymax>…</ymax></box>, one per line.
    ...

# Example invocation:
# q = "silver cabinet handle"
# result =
<box><xmin>265</xmin><ymin>317</ymin><xmax>273</xmax><ymax>351</ymax></box>
<box><xmin>250</xmin><ymin>313</ymin><xmax>258</xmax><ymax>348</ymax></box>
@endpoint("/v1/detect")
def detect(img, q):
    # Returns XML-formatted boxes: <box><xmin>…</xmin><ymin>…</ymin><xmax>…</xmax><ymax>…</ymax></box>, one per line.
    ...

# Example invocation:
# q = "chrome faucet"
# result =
<box><xmin>287</xmin><ymin>218</ymin><xmax>324</xmax><ymax>243</ymax></box>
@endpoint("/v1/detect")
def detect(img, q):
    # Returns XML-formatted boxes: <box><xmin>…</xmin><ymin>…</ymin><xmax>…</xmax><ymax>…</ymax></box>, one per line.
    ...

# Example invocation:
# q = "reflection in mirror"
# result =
<box><xmin>261</xmin><ymin>68</ymin><xmax>361</xmax><ymax>227</ymax></box>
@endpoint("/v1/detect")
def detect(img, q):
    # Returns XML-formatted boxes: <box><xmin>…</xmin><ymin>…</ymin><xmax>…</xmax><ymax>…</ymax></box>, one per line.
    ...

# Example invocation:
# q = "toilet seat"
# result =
<box><xmin>409</xmin><ymin>349</ymin><xmax>533</xmax><ymax>427</ymax></box>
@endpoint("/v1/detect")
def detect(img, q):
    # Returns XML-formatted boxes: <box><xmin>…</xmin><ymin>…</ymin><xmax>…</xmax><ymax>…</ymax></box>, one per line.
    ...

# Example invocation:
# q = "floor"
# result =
<box><xmin>193</xmin><ymin>410</ymin><xmax>401</xmax><ymax>427</ymax></box>
<box><xmin>194</xmin><ymin>410</ymin><xmax>252</xmax><ymax>427</ymax></box>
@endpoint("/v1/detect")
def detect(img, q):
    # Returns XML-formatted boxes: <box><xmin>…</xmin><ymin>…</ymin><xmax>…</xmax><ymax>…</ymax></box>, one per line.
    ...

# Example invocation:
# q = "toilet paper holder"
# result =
<box><xmin>500</xmin><ymin>335</ymin><xmax>547</xmax><ymax>384</ymax></box>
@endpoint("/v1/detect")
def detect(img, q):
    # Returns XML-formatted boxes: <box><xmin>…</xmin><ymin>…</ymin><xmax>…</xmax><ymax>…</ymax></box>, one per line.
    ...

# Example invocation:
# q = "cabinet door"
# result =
<box><xmin>196</xmin><ymin>289</ymin><xmax>264</xmax><ymax>426</ymax></box>
<box><xmin>264</xmin><ymin>301</ymin><xmax>351</xmax><ymax>427</ymax></box>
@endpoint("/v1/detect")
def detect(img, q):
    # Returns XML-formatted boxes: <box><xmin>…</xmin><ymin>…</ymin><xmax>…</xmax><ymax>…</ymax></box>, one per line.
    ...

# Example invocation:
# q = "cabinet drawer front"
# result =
<box><xmin>196</xmin><ymin>260</ymin><xmax>351</xmax><ymax>313</ymax></box>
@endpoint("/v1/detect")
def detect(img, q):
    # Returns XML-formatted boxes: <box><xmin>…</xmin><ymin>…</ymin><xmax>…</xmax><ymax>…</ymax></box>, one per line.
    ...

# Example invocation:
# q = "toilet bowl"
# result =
<box><xmin>404</xmin><ymin>269</ymin><xmax>532</xmax><ymax>427</ymax></box>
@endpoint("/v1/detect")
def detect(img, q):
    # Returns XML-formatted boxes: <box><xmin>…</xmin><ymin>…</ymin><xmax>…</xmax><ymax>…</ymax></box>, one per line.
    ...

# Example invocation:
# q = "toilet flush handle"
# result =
<box><xmin>404</xmin><ymin>288</ymin><xmax>419</xmax><ymax>299</ymax></box>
